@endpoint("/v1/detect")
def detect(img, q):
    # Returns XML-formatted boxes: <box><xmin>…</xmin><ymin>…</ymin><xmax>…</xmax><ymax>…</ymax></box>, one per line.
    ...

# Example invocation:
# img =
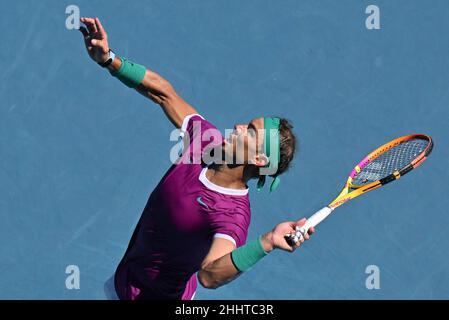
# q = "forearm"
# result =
<box><xmin>198</xmin><ymin>219</ymin><xmax>314</xmax><ymax>290</ymax></box>
<box><xmin>79</xmin><ymin>17</ymin><xmax>197</xmax><ymax>127</ymax></box>
<box><xmin>199</xmin><ymin>232</ymin><xmax>274</xmax><ymax>289</ymax></box>
<box><xmin>105</xmin><ymin>55</ymin><xmax>169</xmax><ymax>100</ymax></box>
<box><xmin>106</xmin><ymin>55</ymin><xmax>197</xmax><ymax>127</ymax></box>
<box><xmin>106</xmin><ymin>56</ymin><xmax>167</xmax><ymax>98</ymax></box>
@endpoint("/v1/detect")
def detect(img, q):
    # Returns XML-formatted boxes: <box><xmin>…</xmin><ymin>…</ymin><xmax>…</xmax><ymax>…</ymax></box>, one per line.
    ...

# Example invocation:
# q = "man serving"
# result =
<box><xmin>79</xmin><ymin>17</ymin><xmax>314</xmax><ymax>300</ymax></box>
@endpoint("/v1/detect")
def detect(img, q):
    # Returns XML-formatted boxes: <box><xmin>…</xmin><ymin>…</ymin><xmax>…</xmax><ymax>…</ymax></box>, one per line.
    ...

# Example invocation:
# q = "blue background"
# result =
<box><xmin>1</xmin><ymin>0</ymin><xmax>448</xmax><ymax>299</ymax></box>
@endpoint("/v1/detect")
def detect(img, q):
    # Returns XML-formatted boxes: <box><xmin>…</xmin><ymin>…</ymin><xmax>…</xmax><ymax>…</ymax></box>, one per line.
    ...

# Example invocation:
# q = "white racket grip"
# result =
<box><xmin>297</xmin><ymin>206</ymin><xmax>334</xmax><ymax>235</ymax></box>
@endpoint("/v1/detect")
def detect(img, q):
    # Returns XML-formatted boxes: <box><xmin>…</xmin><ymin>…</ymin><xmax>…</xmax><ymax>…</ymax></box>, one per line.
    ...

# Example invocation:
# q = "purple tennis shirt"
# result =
<box><xmin>114</xmin><ymin>114</ymin><xmax>251</xmax><ymax>300</ymax></box>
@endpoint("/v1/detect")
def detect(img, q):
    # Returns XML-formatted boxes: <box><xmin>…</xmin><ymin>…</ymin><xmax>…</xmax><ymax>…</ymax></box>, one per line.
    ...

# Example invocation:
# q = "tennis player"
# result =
<box><xmin>79</xmin><ymin>17</ymin><xmax>314</xmax><ymax>300</ymax></box>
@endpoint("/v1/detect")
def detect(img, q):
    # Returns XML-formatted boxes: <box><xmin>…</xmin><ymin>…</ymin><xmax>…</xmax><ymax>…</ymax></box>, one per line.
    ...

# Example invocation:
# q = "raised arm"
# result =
<box><xmin>79</xmin><ymin>17</ymin><xmax>197</xmax><ymax>128</ymax></box>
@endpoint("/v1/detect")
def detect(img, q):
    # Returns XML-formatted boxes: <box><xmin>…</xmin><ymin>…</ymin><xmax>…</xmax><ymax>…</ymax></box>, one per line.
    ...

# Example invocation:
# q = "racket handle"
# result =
<box><xmin>297</xmin><ymin>206</ymin><xmax>333</xmax><ymax>235</ymax></box>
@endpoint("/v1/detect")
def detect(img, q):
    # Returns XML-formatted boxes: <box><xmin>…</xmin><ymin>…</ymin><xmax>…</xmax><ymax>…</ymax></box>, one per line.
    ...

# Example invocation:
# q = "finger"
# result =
<box><xmin>293</xmin><ymin>240</ymin><xmax>302</xmax><ymax>250</ymax></box>
<box><xmin>82</xmin><ymin>17</ymin><xmax>98</xmax><ymax>33</ymax></box>
<box><xmin>79</xmin><ymin>26</ymin><xmax>89</xmax><ymax>38</ymax></box>
<box><xmin>286</xmin><ymin>236</ymin><xmax>299</xmax><ymax>250</ymax></box>
<box><xmin>80</xmin><ymin>17</ymin><xmax>91</xmax><ymax>28</ymax></box>
<box><xmin>90</xmin><ymin>39</ymin><xmax>102</xmax><ymax>46</ymax></box>
<box><xmin>95</xmin><ymin>17</ymin><xmax>107</xmax><ymax>38</ymax></box>
<box><xmin>296</xmin><ymin>218</ymin><xmax>306</xmax><ymax>227</ymax></box>
<box><xmin>308</xmin><ymin>227</ymin><xmax>315</xmax><ymax>234</ymax></box>
<box><xmin>284</xmin><ymin>235</ymin><xmax>295</xmax><ymax>248</ymax></box>
<box><xmin>81</xmin><ymin>22</ymin><xmax>95</xmax><ymax>35</ymax></box>
<box><xmin>92</xmin><ymin>39</ymin><xmax>108</xmax><ymax>53</ymax></box>
<box><xmin>304</xmin><ymin>233</ymin><xmax>310</xmax><ymax>240</ymax></box>
<box><xmin>290</xmin><ymin>233</ymin><xmax>303</xmax><ymax>246</ymax></box>
<box><xmin>81</xmin><ymin>17</ymin><xmax>96</xmax><ymax>26</ymax></box>
<box><xmin>294</xmin><ymin>218</ymin><xmax>308</xmax><ymax>235</ymax></box>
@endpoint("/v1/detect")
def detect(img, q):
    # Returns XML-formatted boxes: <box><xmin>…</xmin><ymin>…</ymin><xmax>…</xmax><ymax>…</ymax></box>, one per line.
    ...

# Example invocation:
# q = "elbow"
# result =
<box><xmin>198</xmin><ymin>270</ymin><xmax>219</xmax><ymax>290</ymax></box>
<box><xmin>141</xmin><ymin>74</ymin><xmax>176</xmax><ymax>101</ymax></box>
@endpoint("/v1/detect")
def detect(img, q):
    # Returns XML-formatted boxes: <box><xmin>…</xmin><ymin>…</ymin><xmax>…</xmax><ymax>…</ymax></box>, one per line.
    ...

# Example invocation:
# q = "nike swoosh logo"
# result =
<box><xmin>196</xmin><ymin>197</ymin><xmax>209</xmax><ymax>209</ymax></box>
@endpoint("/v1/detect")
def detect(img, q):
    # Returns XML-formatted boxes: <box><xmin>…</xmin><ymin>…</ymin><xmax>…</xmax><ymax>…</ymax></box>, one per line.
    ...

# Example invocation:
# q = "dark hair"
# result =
<box><xmin>272</xmin><ymin>118</ymin><xmax>297</xmax><ymax>177</ymax></box>
<box><xmin>245</xmin><ymin>117</ymin><xmax>297</xmax><ymax>180</ymax></box>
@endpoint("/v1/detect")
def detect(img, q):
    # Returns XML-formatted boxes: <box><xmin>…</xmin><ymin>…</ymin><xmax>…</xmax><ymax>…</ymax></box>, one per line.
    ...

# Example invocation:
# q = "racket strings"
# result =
<box><xmin>352</xmin><ymin>138</ymin><xmax>429</xmax><ymax>186</ymax></box>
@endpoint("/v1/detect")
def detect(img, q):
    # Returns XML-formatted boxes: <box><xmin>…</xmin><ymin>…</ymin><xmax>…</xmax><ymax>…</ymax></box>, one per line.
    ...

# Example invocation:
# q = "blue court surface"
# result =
<box><xmin>1</xmin><ymin>0</ymin><xmax>448</xmax><ymax>299</ymax></box>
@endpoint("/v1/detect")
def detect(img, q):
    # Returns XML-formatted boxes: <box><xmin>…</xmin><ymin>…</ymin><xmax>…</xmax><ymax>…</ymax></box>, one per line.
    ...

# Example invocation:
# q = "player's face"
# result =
<box><xmin>224</xmin><ymin>117</ymin><xmax>266</xmax><ymax>166</ymax></box>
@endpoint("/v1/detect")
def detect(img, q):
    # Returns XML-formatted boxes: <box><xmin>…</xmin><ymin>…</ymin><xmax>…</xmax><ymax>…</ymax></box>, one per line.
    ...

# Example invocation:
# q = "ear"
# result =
<box><xmin>251</xmin><ymin>153</ymin><xmax>269</xmax><ymax>167</ymax></box>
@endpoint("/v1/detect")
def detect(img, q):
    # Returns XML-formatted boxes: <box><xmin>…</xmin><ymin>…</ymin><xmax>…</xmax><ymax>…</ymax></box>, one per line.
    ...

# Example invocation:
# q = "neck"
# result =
<box><xmin>206</xmin><ymin>164</ymin><xmax>254</xmax><ymax>190</ymax></box>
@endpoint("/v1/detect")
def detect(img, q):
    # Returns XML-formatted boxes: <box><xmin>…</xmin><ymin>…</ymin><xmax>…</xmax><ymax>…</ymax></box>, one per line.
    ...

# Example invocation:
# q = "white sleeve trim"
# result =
<box><xmin>214</xmin><ymin>233</ymin><xmax>237</xmax><ymax>247</ymax></box>
<box><xmin>180</xmin><ymin>113</ymin><xmax>205</xmax><ymax>137</ymax></box>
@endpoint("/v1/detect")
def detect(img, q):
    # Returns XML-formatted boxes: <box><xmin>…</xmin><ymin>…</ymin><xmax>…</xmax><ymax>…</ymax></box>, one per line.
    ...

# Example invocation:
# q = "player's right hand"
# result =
<box><xmin>269</xmin><ymin>218</ymin><xmax>315</xmax><ymax>252</ymax></box>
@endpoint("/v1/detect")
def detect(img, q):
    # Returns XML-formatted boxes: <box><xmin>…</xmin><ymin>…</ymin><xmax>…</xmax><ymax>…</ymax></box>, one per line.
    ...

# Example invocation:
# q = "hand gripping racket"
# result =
<box><xmin>286</xmin><ymin>134</ymin><xmax>434</xmax><ymax>244</ymax></box>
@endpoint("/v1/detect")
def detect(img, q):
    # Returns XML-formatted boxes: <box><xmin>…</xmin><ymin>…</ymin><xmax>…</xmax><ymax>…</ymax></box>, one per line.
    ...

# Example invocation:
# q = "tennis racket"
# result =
<box><xmin>286</xmin><ymin>134</ymin><xmax>434</xmax><ymax>244</ymax></box>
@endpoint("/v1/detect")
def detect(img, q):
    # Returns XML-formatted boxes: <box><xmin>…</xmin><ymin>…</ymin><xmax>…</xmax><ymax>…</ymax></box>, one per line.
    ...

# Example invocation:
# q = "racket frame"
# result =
<box><xmin>288</xmin><ymin>134</ymin><xmax>433</xmax><ymax>243</ymax></box>
<box><xmin>329</xmin><ymin>134</ymin><xmax>433</xmax><ymax>210</ymax></box>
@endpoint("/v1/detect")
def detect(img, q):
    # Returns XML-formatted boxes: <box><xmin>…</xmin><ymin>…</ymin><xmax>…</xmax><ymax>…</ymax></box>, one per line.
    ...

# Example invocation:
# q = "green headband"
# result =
<box><xmin>256</xmin><ymin>117</ymin><xmax>281</xmax><ymax>193</ymax></box>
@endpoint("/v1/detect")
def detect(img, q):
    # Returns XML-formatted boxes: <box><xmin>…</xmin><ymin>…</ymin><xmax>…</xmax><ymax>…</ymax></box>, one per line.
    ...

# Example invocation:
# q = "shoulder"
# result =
<box><xmin>210</xmin><ymin>202</ymin><xmax>251</xmax><ymax>248</ymax></box>
<box><xmin>180</xmin><ymin>114</ymin><xmax>219</xmax><ymax>136</ymax></box>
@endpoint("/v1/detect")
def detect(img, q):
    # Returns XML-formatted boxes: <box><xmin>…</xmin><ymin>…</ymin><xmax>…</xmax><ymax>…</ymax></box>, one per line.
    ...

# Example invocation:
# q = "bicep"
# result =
<box><xmin>201</xmin><ymin>237</ymin><xmax>235</xmax><ymax>268</ymax></box>
<box><xmin>198</xmin><ymin>236</ymin><xmax>241</xmax><ymax>289</ymax></box>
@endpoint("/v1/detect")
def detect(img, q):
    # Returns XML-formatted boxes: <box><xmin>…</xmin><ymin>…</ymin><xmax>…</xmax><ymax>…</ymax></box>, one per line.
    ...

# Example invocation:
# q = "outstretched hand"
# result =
<box><xmin>79</xmin><ymin>17</ymin><xmax>110</xmax><ymax>64</ymax></box>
